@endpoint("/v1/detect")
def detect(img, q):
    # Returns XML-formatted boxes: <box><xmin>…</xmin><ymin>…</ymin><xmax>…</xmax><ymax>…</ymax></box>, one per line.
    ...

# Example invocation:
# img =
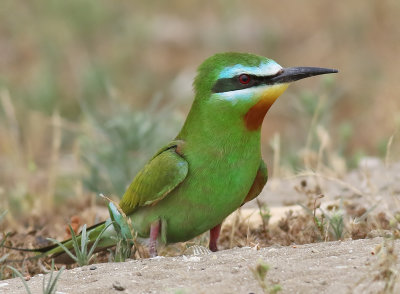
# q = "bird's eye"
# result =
<box><xmin>238</xmin><ymin>74</ymin><xmax>250</xmax><ymax>84</ymax></box>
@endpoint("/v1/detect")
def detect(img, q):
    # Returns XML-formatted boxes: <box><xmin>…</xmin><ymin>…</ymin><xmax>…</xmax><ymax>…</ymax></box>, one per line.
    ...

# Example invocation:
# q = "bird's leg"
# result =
<box><xmin>149</xmin><ymin>220</ymin><xmax>161</xmax><ymax>257</ymax></box>
<box><xmin>209</xmin><ymin>223</ymin><xmax>222</xmax><ymax>252</ymax></box>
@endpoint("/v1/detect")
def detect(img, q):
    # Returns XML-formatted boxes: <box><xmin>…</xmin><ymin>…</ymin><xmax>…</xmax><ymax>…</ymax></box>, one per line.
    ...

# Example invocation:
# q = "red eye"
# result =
<box><xmin>239</xmin><ymin>74</ymin><xmax>250</xmax><ymax>84</ymax></box>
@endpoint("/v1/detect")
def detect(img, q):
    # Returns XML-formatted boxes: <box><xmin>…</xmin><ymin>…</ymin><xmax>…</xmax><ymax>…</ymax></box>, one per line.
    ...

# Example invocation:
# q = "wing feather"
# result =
<box><xmin>241</xmin><ymin>160</ymin><xmax>268</xmax><ymax>205</ymax></box>
<box><xmin>119</xmin><ymin>142</ymin><xmax>188</xmax><ymax>215</ymax></box>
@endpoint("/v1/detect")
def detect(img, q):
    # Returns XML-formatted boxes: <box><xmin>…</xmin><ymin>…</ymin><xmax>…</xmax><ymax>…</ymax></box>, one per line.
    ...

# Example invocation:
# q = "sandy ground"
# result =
<box><xmin>2</xmin><ymin>159</ymin><xmax>400</xmax><ymax>293</ymax></box>
<box><xmin>2</xmin><ymin>238</ymin><xmax>399</xmax><ymax>294</ymax></box>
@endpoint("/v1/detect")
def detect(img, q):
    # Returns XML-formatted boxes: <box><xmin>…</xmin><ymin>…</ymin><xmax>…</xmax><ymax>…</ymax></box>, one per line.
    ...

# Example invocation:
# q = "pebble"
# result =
<box><xmin>113</xmin><ymin>281</ymin><xmax>125</xmax><ymax>291</ymax></box>
<box><xmin>90</xmin><ymin>266</ymin><xmax>97</xmax><ymax>270</ymax></box>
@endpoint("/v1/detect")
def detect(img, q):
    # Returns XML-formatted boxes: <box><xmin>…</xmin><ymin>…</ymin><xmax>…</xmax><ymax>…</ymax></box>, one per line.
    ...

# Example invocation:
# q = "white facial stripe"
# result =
<box><xmin>218</xmin><ymin>61</ymin><xmax>282</xmax><ymax>79</ymax></box>
<box><xmin>211</xmin><ymin>84</ymin><xmax>270</xmax><ymax>105</ymax></box>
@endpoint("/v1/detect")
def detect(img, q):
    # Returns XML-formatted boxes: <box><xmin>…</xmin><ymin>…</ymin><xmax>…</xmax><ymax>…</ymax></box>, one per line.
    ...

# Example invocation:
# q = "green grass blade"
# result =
<box><xmin>44</xmin><ymin>260</ymin><xmax>65</xmax><ymax>294</ymax></box>
<box><xmin>47</xmin><ymin>269</ymin><xmax>64</xmax><ymax>294</ymax></box>
<box><xmin>87</xmin><ymin>222</ymin><xmax>113</xmax><ymax>259</ymax></box>
<box><xmin>68</xmin><ymin>224</ymin><xmax>85</xmax><ymax>264</ymax></box>
<box><xmin>7</xmin><ymin>265</ymin><xmax>32</xmax><ymax>294</ymax></box>
<box><xmin>49</xmin><ymin>223</ymin><xmax>112</xmax><ymax>266</ymax></box>
<box><xmin>44</xmin><ymin>261</ymin><xmax>55</xmax><ymax>294</ymax></box>
<box><xmin>80</xmin><ymin>224</ymin><xmax>88</xmax><ymax>258</ymax></box>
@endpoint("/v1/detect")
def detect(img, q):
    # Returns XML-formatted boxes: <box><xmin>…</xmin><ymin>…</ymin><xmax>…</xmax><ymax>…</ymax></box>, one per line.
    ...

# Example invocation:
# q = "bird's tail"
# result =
<box><xmin>3</xmin><ymin>220</ymin><xmax>119</xmax><ymax>263</ymax></box>
<box><xmin>3</xmin><ymin>203</ymin><xmax>135</xmax><ymax>263</ymax></box>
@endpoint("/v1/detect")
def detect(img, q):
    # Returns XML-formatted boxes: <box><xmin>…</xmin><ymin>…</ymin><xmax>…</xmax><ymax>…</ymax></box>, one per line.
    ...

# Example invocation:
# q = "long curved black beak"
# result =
<box><xmin>270</xmin><ymin>67</ymin><xmax>338</xmax><ymax>84</ymax></box>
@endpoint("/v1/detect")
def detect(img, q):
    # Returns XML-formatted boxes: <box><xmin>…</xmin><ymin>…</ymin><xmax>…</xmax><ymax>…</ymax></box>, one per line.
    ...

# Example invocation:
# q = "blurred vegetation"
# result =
<box><xmin>0</xmin><ymin>0</ymin><xmax>399</xmax><ymax>220</ymax></box>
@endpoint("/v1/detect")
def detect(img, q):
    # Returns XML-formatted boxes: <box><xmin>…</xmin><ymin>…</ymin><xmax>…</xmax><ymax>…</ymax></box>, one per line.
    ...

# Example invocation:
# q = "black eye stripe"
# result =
<box><xmin>212</xmin><ymin>75</ymin><xmax>276</xmax><ymax>93</ymax></box>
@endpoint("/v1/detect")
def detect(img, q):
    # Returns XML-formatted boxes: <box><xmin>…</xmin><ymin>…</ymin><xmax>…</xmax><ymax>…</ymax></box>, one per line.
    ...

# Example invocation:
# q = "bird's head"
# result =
<box><xmin>193</xmin><ymin>52</ymin><xmax>338</xmax><ymax>131</ymax></box>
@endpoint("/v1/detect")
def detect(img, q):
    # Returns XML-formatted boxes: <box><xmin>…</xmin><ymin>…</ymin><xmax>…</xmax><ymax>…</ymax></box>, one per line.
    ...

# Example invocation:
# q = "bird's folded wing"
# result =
<box><xmin>119</xmin><ymin>142</ymin><xmax>188</xmax><ymax>215</ymax></box>
<box><xmin>241</xmin><ymin>159</ymin><xmax>268</xmax><ymax>205</ymax></box>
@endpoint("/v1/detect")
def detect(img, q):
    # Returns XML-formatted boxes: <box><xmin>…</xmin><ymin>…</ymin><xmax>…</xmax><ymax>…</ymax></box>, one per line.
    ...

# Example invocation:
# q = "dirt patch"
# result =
<box><xmin>2</xmin><ymin>238</ymin><xmax>399</xmax><ymax>294</ymax></box>
<box><xmin>2</xmin><ymin>160</ymin><xmax>400</xmax><ymax>292</ymax></box>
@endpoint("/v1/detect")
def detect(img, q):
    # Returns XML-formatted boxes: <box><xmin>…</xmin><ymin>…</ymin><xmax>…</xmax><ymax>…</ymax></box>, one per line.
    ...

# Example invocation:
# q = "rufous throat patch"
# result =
<box><xmin>244</xmin><ymin>84</ymin><xmax>289</xmax><ymax>130</ymax></box>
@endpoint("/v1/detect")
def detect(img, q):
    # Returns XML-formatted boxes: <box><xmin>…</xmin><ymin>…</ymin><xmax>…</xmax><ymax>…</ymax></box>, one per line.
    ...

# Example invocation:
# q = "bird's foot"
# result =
<box><xmin>209</xmin><ymin>223</ymin><xmax>222</xmax><ymax>252</ymax></box>
<box><xmin>149</xmin><ymin>220</ymin><xmax>160</xmax><ymax>257</ymax></box>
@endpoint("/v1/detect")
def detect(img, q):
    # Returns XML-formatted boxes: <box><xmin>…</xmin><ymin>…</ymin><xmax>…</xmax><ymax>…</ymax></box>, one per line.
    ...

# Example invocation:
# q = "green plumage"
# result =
<box><xmin>118</xmin><ymin>53</ymin><xmax>273</xmax><ymax>243</ymax></box>
<box><xmin>119</xmin><ymin>141</ymin><xmax>188</xmax><ymax>215</ymax></box>
<box><xmin>11</xmin><ymin>52</ymin><xmax>337</xmax><ymax>258</ymax></box>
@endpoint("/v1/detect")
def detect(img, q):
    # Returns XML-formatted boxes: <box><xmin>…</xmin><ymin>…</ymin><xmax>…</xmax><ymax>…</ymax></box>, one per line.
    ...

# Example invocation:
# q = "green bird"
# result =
<box><xmin>8</xmin><ymin>52</ymin><xmax>337</xmax><ymax>258</ymax></box>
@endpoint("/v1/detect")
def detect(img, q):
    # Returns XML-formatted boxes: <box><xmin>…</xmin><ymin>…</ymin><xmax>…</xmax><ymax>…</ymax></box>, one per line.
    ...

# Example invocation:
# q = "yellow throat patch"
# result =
<box><xmin>244</xmin><ymin>84</ymin><xmax>289</xmax><ymax>131</ymax></box>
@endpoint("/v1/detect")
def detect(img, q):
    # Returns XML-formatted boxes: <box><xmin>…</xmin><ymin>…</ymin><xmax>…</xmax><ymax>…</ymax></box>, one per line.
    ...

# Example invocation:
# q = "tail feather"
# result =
<box><xmin>2</xmin><ymin>220</ymin><xmax>116</xmax><ymax>263</ymax></box>
<box><xmin>2</xmin><ymin>245</ymin><xmax>43</xmax><ymax>253</ymax></box>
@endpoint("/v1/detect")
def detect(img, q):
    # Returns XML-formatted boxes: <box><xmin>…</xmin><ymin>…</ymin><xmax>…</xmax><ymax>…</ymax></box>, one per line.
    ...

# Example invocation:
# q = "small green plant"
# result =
<box><xmin>8</xmin><ymin>259</ymin><xmax>64</xmax><ymax>294</ymax></box>
<box><xmin>109</xmin><ymin>228</ymin><xmax>133</xmax><ymax>262</ymax></box>
<box><xmin>257</xmin><ymin>199</ymin><xmax>272</xmax><ymax>232</ymax></box>
<box><xmin>298</xmin><ymin>195</ymin><xmax>327</xmax><ymax>241</ymax></box>
<box><xmin>250</xmin><ymin>259</ymin><xmax>282</xmax><ymax>294</ymax></box>
<box><xmin>106</xmin><ymin>201</ymin><xmax>133</xmax><ymax>262</ymax></box>
<box><xmin>321</xmin><ymin>207</ymin><xmax>345</xmax><ymax>240</ymax></box>
<box><xmin>47</xmin><ymin>223</ymin><xmax>111</xmax><ymax>266</ymax></box>
<box><xmin>300</xmin><ymin>203</ymin><xmax>347</xmax><ymax>241</ymax></box>
<box><xmin>103</xmin><ymin>195</ymin><xmax>145</xmax><ymax>260</ymax></box>
<box><xmin>298</xmin><ymin>189</ymin><xmax>347</xmax><ymax>241</ymax></box>
<box><xmin>116</xmin><ymin>233</ymin><xmax>134</xmax><ymax>262</ymax></box>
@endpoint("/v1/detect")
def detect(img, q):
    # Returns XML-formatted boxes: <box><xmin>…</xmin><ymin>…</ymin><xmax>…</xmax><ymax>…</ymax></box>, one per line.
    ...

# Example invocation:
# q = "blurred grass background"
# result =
<box><xmin>0</xmin><ymin>0</ymin><xmax>399</xmax><ymax>219</ymax></box>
